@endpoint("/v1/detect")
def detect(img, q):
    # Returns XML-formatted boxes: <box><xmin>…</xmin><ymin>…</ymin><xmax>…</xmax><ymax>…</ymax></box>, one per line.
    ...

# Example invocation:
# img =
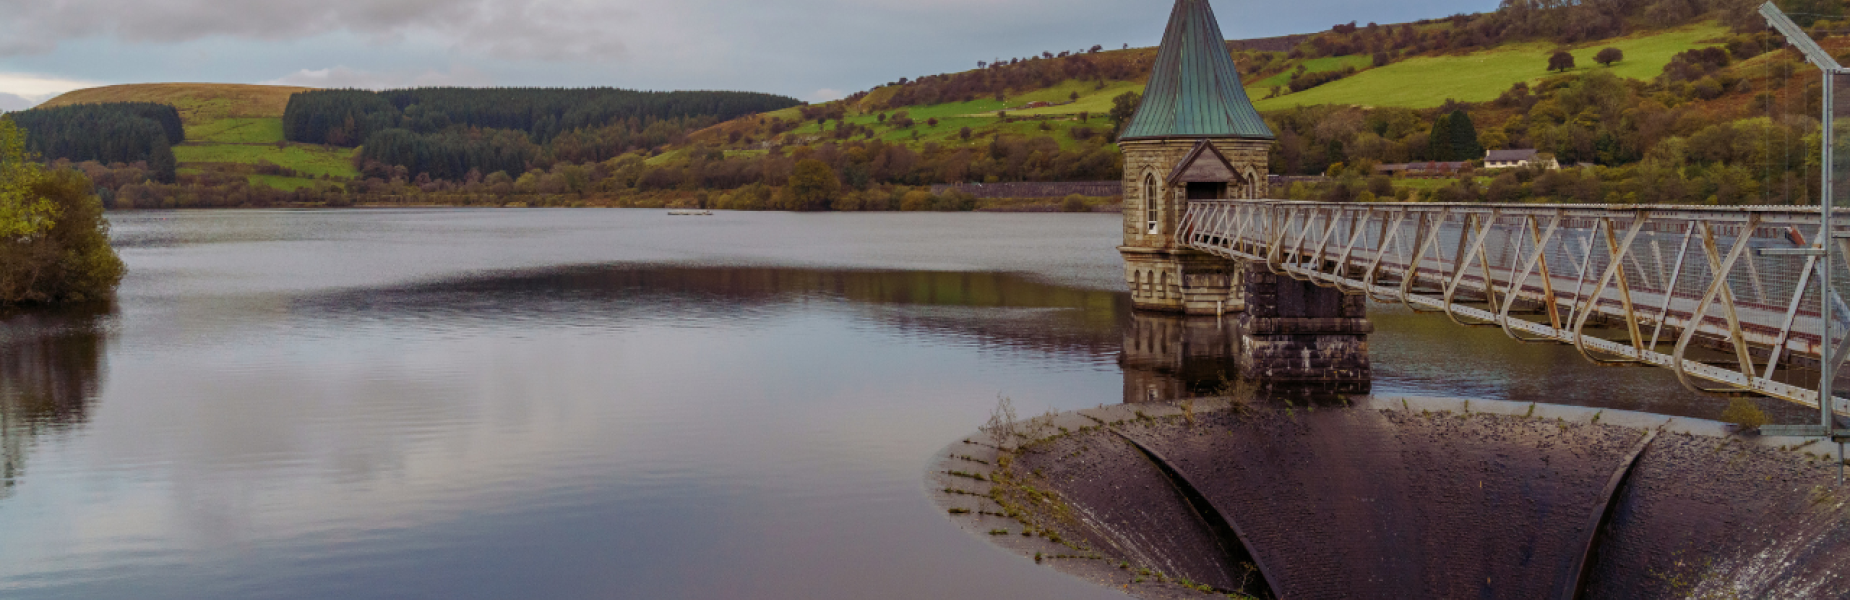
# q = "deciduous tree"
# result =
<box><xmin>1549</xmin><ymin>51</ymin><xmax>1576</xmax><ymax>72</ymax></box>
<box><xmin>1595</xmin><ymin>47</ymin><xmax>1623</xmax><ymax>67</ymax></box>
<box><xmin>1109</xmin><ymin>91</ymin><xmax>1143</xmax><ymax>136</ymax></box>
<box><xmin>0</xmin><ymin>118</ymin><xmax>52</xmax><ymax>239</ymax></box>
<box><xmin>780</xmin><ymin>159</ymin><xmax>840</xmax><ymax>211</ymax></box>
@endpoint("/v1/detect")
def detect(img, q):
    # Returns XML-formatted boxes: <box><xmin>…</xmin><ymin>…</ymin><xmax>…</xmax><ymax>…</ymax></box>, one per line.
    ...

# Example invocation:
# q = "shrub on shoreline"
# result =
<box><xmin>0</xmin><ymin>118</ymin><xmax>126</xmax><ymax>306</ymax></box>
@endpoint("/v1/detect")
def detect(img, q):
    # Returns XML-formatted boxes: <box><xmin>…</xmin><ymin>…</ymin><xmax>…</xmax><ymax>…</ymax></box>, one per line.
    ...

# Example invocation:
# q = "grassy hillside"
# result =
<box><xmin>710</xmin><ymin>21</ymin><xmax>1729</xmax><ymax>163</ymax></box>
<box><xmin>39</xmin><ymin>83</ymin><xmax>358</xmax><ymax>189</ymax></box>
<box><xmin>1255</xmin><ymin>22</ymin><xmax>1728</xmax><ymax>109</ymax></box>
<box><xmin>40</xmin><ymin>83</ymin><xmax>307</xmax><ymax>122</ymax></box>
<box><xmin>980</xmin><ymin>22</ymin><xmax>1729</xmax><ymax>118</ymax></box>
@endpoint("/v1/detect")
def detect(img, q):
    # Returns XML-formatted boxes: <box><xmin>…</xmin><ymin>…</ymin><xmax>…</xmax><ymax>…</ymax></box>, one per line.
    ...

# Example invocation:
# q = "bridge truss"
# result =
<box><xmin>1179</xmin><ymin>200</ymin><xmax>1850</xmax><ymax>413</ymax></box>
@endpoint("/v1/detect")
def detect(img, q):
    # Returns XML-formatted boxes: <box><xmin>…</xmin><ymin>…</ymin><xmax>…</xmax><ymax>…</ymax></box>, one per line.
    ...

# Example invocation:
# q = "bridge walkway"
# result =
<box><xmin>1181</xmin><ymin>199</ymin><xmax>1850</xmax><ymax>411</ymax></box>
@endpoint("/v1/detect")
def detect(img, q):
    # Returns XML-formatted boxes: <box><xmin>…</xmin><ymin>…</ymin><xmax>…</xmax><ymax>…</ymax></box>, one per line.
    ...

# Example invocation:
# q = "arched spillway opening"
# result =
<box><xmin>931</xmin><ymin>397</ymin><xmax>1850</xmax><ymax>599</ymax></box>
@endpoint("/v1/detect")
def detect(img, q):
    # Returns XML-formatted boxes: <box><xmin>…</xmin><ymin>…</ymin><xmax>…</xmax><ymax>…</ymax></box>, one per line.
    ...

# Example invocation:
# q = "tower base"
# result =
<box><xmin>1121</xmin><ymin>247</ymin><xmax>1244</xmax><ymax>315</ymax></box>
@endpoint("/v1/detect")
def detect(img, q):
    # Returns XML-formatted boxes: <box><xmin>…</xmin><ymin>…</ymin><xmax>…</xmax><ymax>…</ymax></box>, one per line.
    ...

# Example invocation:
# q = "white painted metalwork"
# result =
<box><xmin>1178</xmin><ymin>200</ymin><xmax>1850</xmax><ymax>413</ymax></box>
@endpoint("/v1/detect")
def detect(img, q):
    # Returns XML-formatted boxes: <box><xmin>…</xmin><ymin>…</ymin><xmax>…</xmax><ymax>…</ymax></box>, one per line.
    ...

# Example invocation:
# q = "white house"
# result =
<box><xmin>1484</xmin><ymin>149</ymin><xmax>1559</xmax><ymax>170</ymax></box>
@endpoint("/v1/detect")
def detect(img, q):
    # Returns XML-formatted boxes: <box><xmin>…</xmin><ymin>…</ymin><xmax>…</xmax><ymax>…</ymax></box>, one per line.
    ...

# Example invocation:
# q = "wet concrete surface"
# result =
<box><xmin>933</xmin><ymin>397</ymin><xmax>1850</xmax><ymax>599</ymax></box>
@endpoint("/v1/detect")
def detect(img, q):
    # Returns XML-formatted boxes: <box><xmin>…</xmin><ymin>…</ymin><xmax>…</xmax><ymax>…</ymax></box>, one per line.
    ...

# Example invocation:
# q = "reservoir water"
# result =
<box><xmin>0</xmin><ymin>210</ymin><xmax>1773</xmax><ymax>599</ymax></box>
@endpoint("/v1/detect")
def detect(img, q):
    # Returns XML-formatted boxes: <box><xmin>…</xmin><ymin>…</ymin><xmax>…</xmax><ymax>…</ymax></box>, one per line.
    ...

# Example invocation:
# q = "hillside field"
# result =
<box><xmin>1254</xmin><ymin>22</ymin><xmax>1727</xmax><ymax>109</ymax></box>
<box><xmin>39</xmin><ymin>82</ymin><xmax>358</xmax><ymax>183</ymax></box>
<box><xmin>782</xmin><ymin>21</ymin><xmax>1731</xmax><ymax>156</ymax></box>
<box><xmin>971</xmin><ymin>23</ymin><xmax>1722</xmax><ymax>117</ymax></box>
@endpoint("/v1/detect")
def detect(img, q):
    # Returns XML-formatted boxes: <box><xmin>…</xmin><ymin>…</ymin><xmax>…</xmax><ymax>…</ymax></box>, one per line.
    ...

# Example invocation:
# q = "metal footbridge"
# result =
<box><xmin>1179</xmin><ymin>200</ymin><xmax>1850</xmax><ymax>414</ymax></box>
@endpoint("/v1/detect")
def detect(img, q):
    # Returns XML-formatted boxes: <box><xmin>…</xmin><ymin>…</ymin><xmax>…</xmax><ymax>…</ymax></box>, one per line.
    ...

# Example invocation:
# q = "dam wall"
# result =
<box><xmin>934</xmin><ymin>398</ymin><xmax>1850</xmax><ymax>599</ymax></box>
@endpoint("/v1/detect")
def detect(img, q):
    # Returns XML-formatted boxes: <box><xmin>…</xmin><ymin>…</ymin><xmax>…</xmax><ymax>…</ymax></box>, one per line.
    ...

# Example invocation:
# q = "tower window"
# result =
<box><xmin>1144</xmin><ymin>174</ymin><xmax>1159</xmax><ymax>235</ymax></box>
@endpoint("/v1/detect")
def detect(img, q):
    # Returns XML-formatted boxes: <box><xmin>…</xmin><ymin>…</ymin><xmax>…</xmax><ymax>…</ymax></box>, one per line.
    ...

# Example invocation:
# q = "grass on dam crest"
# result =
<box><xmin>1256</xmin><ymin>22</ymin><xmax>1727</xmax><ymax>109</ymax></box>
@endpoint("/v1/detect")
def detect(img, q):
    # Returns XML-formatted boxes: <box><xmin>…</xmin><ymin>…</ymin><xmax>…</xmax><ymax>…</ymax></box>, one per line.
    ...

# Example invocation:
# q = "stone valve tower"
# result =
<box><xmin>1118</xmin><ymin>0</ymin><xmax>1371</xmax><ymax>389</ymax></box>
<box><xmin>1119</xmin><ymin>0</ymin><xmax>1273</xmax><ymax>316</ymax></box>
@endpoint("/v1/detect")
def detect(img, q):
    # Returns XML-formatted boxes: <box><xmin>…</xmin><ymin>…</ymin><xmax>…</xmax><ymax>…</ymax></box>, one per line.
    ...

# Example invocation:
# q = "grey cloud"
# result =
<box><xmin>0</xmin><ymin>0</ymin><xmax>637</xmax><ymax>60</ymax></box>
<box><xmin>0</xmin><ymin>91</ymin><xmax>33</xmax><ymax>111</ymax></box>
<box><xmin>0</xmin><ymin>0</ymin><xmax>1497</xmax><ymax>103</ymax></box>
<box><xmin>265</xmin><ymin>65</ymin><xmax>494</xmax><ymax>89</ymax></box>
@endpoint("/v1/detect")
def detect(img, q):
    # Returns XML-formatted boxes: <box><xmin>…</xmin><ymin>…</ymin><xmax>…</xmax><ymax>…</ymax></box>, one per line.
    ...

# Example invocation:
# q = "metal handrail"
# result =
<box><xmin>1183</xmin><ymin>199</ymin><xmax>1850</xmax><ymax>413</ymax></box>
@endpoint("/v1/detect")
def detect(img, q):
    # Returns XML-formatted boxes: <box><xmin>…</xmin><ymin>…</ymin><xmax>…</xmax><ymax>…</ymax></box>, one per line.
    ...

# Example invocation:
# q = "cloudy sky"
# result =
<box><xmin>0</xmin><ymin>0</ymin><xmax>1494</xmax><ymax>111</ymax></box>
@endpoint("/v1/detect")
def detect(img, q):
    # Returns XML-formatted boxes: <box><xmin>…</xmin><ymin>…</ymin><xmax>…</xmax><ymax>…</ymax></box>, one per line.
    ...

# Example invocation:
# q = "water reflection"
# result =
<box><xmin>0</xmin><ymin>306</ymin><xmax>111</xmax><ymax>499</ymax></box>
<box><xmin>0</xmin><ymin>209</ymin><xmax>1793</xmax><ymax>600</ymax></box>
<box><xmin>295</xmin><ymin>266</ymin><xmax>1131</xmax><ymax>360</ymax></box>
<box><xmin>1119</xmin><ymin>313</ymin><xmax>1240</xmax><ymax>404</ymax></box>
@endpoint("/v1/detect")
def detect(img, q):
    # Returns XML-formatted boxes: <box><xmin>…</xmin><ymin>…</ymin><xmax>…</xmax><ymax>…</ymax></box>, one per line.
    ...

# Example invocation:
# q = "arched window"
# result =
<box><xmin>1144</xmin><ymin>174</ymin><xmax>1160</xmax><ymax>235</ymax></box>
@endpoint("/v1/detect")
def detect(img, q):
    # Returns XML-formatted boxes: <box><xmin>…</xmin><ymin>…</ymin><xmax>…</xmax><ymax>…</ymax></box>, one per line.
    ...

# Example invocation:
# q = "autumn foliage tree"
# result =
<box><xmin>1548</xmin><ymin>51</ymin><xmax>1577</xmax><ymax>72</ymax></box>
<box><xmin>1109</xmin><ymin>91</ymin><xmax>1142</xmax><ymax>137</ymax></box>
<box><xmin>1595</xmin><ymin>47</ymin><xmax>1624</xmax><ymax>67</ymax></box>
<box><xmin>777</xmin><ymin>159</ymin><xmax>840</xmax><ymax>211</ymax></box>
<box><xmin>0</xmin><ymin>118</ymin><xmax>125</xmax><ymax>305</ymax></box>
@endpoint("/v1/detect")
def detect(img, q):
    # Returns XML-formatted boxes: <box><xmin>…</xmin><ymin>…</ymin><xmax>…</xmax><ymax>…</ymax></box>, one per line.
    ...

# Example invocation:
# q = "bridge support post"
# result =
<box><xmin>1236</xmin><ymin>262</ymin><xmax>1372</xmax><ymax>390</ymax></box>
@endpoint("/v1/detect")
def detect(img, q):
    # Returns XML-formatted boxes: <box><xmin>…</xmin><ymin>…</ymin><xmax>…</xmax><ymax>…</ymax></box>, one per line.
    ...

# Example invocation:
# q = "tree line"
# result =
<box><xmin>7</xmin><ymin>103</ymin><xmax>182</xmax><ymax>183</ymax></box>
<box><xmin>284</xmin><ymin>87</ymin><xmax>803</xmax><ymax>180</ymax></box>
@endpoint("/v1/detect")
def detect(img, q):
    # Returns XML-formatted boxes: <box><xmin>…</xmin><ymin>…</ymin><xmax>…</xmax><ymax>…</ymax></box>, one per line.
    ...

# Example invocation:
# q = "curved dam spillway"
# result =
<box><xmin>933</xmin><ymin>398</ymin><xmax>1850</xmax><ymax>599</ymax></box>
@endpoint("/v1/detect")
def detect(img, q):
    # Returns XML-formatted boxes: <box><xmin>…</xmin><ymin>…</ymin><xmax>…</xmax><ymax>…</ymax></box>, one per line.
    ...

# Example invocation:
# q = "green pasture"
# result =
<box><xmin>1249</xmin><ymin>54</ymin><xmax>1376</xmax><ymax>90</ymax></box>
<box><xmin>1003</xmin><ymin>81</ymin><xmax>1146</xmax><ymax>117</ymax></box>
<box><xmin>174</xmin><ymin>143</ymin><xmax>358</xmax><ymax>178</ymax></box>
<box><xmin>187</xmin><ymin>117</ymin><xmax>285</xmax><ymax>144</ymax></box>
<box><xmin>249</xmin><ymin>174</ymin><xmax>327</xmax><ymax>191</ymax></box>
<box><xmin>1256</xmin><ymin>22</ymin><xmax>1727</xmax><ymax>110</ymax></box>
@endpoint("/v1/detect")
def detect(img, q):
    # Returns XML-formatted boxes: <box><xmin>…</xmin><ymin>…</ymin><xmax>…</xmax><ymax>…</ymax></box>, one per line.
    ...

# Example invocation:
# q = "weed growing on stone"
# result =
<box><xmin>981</xmin><ymin>396</ymin><xmax>1019</xmax><ymax>447</ymax></box>
<box><xmin>988</xmin><ymin>528</ymin><xmax>1009</xmax><ymax>535</ymax></box>
<box><xmin>953</xmin><ymin>454</ymin><xmax>990</xmax><ymax>465</ymax></box>
<box><xmin>947</xmin><ymin>470</ymin><xmax>988</xmax><ymax>482</ymax></box>
<box><xmin>1182</xmin><ymin>398</ymin><xmax>1197</xmax><ymax>426</ymax></box>
<box><xmin>948</xmin><ymin>508</ymin><xmax>971</xmax><ymax>515</ymax></box>
<box><xmin>1720</xmin><ymin>398</ymin><xmax>1768</xmax><ymax>432</ymax></box>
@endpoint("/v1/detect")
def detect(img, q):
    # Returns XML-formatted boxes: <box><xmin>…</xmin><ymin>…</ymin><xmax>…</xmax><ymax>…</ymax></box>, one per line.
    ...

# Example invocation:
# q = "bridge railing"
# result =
<box><xmin>1181</xmin><ymin>199</ymin><xmax>1850</xmax><ymax>411</ymax></box>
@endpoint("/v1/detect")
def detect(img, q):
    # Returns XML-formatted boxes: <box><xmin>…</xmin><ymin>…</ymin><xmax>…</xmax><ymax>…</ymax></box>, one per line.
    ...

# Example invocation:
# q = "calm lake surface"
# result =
<box><xmin>0</xmin><ymin>209</ymin><xmax>1757</xmax><ymax>599</ymax></box>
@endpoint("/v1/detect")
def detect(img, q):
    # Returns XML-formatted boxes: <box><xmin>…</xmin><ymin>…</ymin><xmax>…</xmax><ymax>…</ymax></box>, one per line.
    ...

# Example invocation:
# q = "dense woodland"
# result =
<box><xmin>283</xmin><ymin>88</ymin><xmax>802</xmax><ymax>180</ymax></box>
<box><xmin>7</xmin><ymin>103</ymin><xmax>181</xmax><ymax>183</ymax></box>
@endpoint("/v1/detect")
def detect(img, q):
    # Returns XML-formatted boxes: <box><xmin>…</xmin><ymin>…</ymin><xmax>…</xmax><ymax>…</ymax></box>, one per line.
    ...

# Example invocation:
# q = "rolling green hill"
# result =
<box><xmin>1255</xmin><ymin>22</ymin><xmax>1728</xmax><ymax>109</ymax></box>
<box><xmin>694</xmin><ymin>20</ymin><xmax>1730</xmax><ymax>158</ymax></box>
<box><xmin>40</xmin><ymin>83</ymin><xmax>357</xmax><ymax>190</ymax></box>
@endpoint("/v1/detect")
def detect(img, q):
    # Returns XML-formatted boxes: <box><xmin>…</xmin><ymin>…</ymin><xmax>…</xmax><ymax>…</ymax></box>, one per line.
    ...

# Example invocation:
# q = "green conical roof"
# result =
<box><xmin>1120</xmin><ymin>0</ymin><xmax>1274</xmax><ymax>140</ymax></box>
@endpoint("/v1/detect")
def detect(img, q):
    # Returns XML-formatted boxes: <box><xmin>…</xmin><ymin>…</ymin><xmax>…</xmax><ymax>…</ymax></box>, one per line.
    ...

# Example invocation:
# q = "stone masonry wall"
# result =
<box><xmin>1236</xmin><ymin>262</ymin><xmax>1371</xmax><ymax>384</ymax></box>
<box><xmin>1119</xmin><ymin>138</ymin><xmax>1269</xmax><ymax>250</ymax></box>
<box><xmin>1120</xmin><ymin>138</ymin><xmax>1267</xmax><ymax>315</ymax></box>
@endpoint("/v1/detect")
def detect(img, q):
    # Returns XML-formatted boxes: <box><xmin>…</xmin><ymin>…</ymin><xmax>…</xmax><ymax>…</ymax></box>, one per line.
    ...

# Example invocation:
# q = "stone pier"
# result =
<box><xmin>1236</xmin><ymin>262</ymin><xmax>1372</xmax><ymax>390</ymax></box>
